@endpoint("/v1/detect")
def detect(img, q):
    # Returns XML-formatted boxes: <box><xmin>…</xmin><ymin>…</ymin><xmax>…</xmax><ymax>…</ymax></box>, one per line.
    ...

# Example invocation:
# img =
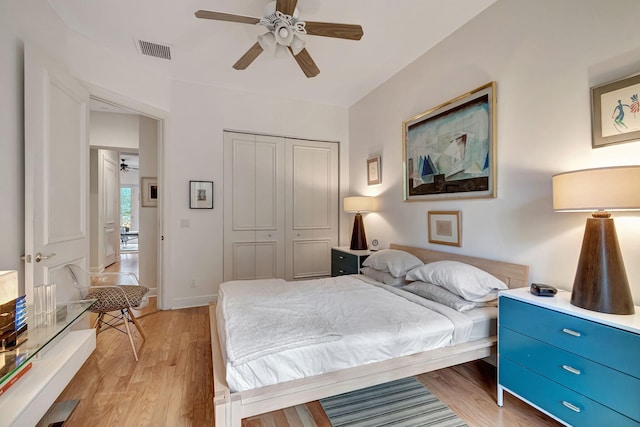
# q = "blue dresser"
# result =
<box><xmin>498</xmin><ymin>288</ymin><xmax>640</xmax><ymax>426</ymax></box>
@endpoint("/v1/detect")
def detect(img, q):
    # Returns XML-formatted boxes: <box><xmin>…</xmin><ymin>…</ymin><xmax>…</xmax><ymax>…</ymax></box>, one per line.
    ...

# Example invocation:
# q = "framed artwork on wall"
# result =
<box><xmin>367</xmin><ymin>156</ymin><xmax>381</xmax><ymax>185</ymax></box>
<box><xmin>428</xmin><ymin>211</ymin><xmax>461</xmax><ymax>247</ymax></box>
<box><xmin>141</xmin><ymin>177</ymin><xmax>158</xmax><ymax>207</ymax></box>
<box><xmin>591</xmin><ymin>74</ymin><xmax>640</xmax><ymax>148</ymax></box>
<box><xmin>190</xmin><ymin>180</ymin><xmax>214</xmax><ymax>209</ymax></box>
<box><xmin>403</xmin><ymin>82</ymin><xmax>496</xmax><ymax>201</ymax></box>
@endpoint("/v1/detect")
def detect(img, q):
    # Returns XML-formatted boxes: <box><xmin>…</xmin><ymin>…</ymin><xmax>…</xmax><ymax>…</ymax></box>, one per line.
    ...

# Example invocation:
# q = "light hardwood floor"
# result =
<box><xmin>57</xmin><ymin>303</ymin><xmax>214</xmax><ymax>426</ymax></box>
<box><xmin>58</xmin><ymin>256</ymin><xmax>560</xmax><ymax>426</ymax></box>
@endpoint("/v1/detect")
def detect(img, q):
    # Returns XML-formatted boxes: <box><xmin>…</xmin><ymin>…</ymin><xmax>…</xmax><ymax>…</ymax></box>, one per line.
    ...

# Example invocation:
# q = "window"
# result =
<box><xmin>120</xmin><ymin>186</ymin><xmax>132</xmax><ymax>231</ymax></box>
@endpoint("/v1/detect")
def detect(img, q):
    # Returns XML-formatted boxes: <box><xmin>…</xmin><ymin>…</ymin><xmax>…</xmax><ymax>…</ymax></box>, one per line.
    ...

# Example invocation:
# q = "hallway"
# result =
<box><xmin>105</xmin><ymin>252</ymin><xmax>139</xmax><ymax>275</ymax></box>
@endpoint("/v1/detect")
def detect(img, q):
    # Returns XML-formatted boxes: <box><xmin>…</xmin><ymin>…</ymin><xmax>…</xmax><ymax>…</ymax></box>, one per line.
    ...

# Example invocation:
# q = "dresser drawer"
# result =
<box><xmin>500</xmin><ymin>357</ymin><xmax>637</xmax><ymax>427</ymax></box>
<box><xmin>500</xmin><ymin>297</ymin><xmax>640</xmax><ymax>378</ymax></box>
<box><xmin>331</xmin><ymin>250</ymin><xmax>359</xmax><ymax>276</ymax></box>
<box><xmin>500</xmin><ymin>327</ymin><xmax>640</xmax><ymax>421</ymax></box>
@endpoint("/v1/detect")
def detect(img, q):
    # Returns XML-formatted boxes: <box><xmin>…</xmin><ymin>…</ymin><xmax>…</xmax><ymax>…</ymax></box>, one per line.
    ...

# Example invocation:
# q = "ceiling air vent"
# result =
<box><xmin>136</xmin><ymin>39</ymin><xmax>172</xmax><ymax>60</ymax></box>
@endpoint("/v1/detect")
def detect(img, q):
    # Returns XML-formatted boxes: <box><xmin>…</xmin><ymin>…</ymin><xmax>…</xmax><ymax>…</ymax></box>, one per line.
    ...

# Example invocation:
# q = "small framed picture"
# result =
<box><xmin>367</xmin><ymin>156</ymin><xmax>381</xmax><ymax>185</ymax></box>
<box><xmin>141</xmin><ymin>177</ymin><xmax>158</xmax><ymax>207</ymax></box>
<box><xmin>428</xmin><ymin>211</ymin><xmax>461</xmax><ymax>247</ymax></box>
<box><xmin>190</xmin><ymin>180</ymin><xmax>213</xmax><ymax>209</ymax></box>
<box><xmin>591</xmin><ymin>74</ymin><xmax>640</xmax><ymax>148</ymax></box>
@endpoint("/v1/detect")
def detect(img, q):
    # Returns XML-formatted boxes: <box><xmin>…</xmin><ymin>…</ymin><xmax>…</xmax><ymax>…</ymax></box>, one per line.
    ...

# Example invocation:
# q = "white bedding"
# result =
<box><xmin>217</xmin><ymin>274</ymin><xmax>491</xmax><ymax>392</ymax></box>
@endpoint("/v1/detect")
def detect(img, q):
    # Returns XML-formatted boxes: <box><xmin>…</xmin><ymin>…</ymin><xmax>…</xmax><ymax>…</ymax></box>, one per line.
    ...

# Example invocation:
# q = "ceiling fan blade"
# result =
<box><xmin>195</xmin><ymin>10</ymin><xmax>260</xmax><ymax>25</ymax></box>
<box><xmin>290</xmin><ymin>48</ymin><xmax>319</xmax><ymax>78</ymax></box>
<box><xmin>276</xmin><ymin>0</ymin><xmax>298</xmax><ymax>16</ymax></box>
<box><xmin>233</xmin><ymin>42</ymin><xmax>264</xmax><ymax>70</ymax></box>
<box><xmin>304</xmin><ymin>21</ymin><xmax>364</xmax><ymax>40</ymax></box>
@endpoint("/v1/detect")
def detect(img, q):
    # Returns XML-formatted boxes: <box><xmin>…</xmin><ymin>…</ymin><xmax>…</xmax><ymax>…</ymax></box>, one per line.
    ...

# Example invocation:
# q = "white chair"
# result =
<box><xmin>65</xmin><ymin>264</ymin><xmax>149</xmax><ymax>361</ymax></box>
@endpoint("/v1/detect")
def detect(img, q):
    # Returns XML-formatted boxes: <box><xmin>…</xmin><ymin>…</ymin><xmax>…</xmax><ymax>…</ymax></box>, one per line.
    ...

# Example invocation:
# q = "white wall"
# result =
<box><xmin>90</xmin><ymin>112</ymin><xmax>140</xmax><ymax>150</ymax></box>
<box><xmin>163</xmin><ymin>80</ymin><xmax>349</xmax><ymax>308</ymax></box>
<box><xmin>349</xmin><ymin>0</ymin><xmax>640</xmax><ymax>303</ymax></box>
<box><xmin>138</xmin><ymin>116</ymin><xmax>158</xmax><ymax>294</ymax></box>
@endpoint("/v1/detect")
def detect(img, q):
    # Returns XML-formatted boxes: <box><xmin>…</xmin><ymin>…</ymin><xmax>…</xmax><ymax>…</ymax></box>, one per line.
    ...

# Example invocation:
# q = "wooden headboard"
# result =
<box><xmin>389</xmin><ymin>244</ymin><xmax>529</xmax><ymax>289</ymax></box>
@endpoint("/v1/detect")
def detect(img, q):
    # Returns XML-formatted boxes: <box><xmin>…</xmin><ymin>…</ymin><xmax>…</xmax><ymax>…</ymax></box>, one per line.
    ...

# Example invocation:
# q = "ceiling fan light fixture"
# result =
<box><xmin>274</xmin><ymin>22</ymin><xmax>294</xmax><ymax>45</ymax></box>
<box><xmin>290</xmin><ymin>34</ymin><xmax>306</xmax><ymax>56</ymax></box>
<box><xmin>257</xmin><ymin>32</ymin><xmax>276</xmax><ymax>51</ymax></box>
<box><xmin>275</xmin><ymin>44</ymin><xmax>289</xmax><ymax>58</ymax></box>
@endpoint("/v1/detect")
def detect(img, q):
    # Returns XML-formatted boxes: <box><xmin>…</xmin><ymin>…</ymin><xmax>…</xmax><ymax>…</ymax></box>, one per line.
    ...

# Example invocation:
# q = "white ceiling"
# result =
<box><xmin>49</xmin><ymin>0</ymin><xmax>496</xmax><ymax>107</ymax></box>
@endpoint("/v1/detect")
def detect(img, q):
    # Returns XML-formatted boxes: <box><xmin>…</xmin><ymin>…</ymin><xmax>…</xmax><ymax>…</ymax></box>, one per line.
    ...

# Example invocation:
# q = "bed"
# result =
<box><xmin>210</xmin><ymin>244</ymin><xmax>529</xmax><ymax>426</ymax></box>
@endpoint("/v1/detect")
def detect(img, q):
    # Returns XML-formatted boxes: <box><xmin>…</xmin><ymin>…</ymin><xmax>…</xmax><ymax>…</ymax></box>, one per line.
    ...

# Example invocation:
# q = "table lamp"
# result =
<box><xmin>552</xmin><ymin>165</ymin><xmax>640</xmax><ymax>314</ymax></box>
<box><xmin>344</xmin><ymin>196</ymin><xmax>375</xmax><ymax>250</ymax></box>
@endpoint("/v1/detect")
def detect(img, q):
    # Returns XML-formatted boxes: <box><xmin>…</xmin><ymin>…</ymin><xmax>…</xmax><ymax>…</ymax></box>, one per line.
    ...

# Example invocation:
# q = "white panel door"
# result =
<box><xmin>99</xmin><ymin>149</ymin><xmax>119</xmax><ymax>268</ymax></box>
<box><xmin>24</xmin><ymin>43</ymin><xmax>90</xmax><ymax>304</ymax></box>
<box><xmin>285</xmin><ymin>139</ymin><xmax>339</xmax><ymax>280</ymax></box>
<box><xmin>223</xmin><ymin>132</ymin><xmax>285</xmax><ymax>281</ymax></box>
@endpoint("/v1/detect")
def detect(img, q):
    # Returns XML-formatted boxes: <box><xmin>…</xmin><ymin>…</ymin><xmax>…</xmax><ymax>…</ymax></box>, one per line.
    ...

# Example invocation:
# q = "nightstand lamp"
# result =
<box><xmin>553</xmin><ymin>165</ymin><xmax>640</xmax><ymax>314</ymax></box>
<box><xmin>344</xmin><ymin>196</ymin><xmax>375</xmax><ymax>250</ymax></box>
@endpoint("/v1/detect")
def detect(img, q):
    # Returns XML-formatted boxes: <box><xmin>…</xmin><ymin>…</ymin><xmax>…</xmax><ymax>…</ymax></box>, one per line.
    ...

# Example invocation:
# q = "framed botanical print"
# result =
<box><xmin>367</xmin><ymin>156</ymin><xmax>381</xmax><ymax>185</ymax></box>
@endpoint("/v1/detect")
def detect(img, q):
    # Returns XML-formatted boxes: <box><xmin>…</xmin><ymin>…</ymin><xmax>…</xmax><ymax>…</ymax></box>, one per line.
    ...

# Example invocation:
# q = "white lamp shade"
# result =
<box><xmin>344</xmin><ymin>196</ymin><xmax>375</xmax><ymax>213</ymax></box>
<box><xmin>552</xmin><ymin>165</ymin><xmax>640</xmax><ymax>211</ymax></box>
<box><xmin>290</xmin><ymin>34</ymin><xmax>306</xmax><ymax>55</ymax></box>
<box><xmin>257</xmin><ymin>32</ymin><xmax>276</xmax><ymax>51</ymax></box>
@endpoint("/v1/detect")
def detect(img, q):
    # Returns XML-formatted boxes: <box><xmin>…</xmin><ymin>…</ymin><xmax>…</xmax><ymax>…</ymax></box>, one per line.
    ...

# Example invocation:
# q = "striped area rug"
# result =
<box><xmin>319</xmin><ymin>377</ymin><xmax>468</xmax><ymax>427</ymax></box>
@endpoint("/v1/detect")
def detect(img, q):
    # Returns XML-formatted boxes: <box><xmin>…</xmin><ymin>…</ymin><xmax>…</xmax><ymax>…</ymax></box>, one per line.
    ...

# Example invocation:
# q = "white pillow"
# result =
<box><xmin>360</xmin><ymin>267</ymin><xmax>408</xmax><ymax>287</ymax></box>
<box><xmin>402</xmin><ymin>281</ymin><xmax>478</xmax><ymax>312</ymax></box>
<box><xmin>405</xmin><ymin>260</ymin><xmax>507</xmax><ymax>302</ymax></box>
<box><xmin>362</xmin><ymin>249</ymin><xmax>423</xmax><ymax>278</ymax></box>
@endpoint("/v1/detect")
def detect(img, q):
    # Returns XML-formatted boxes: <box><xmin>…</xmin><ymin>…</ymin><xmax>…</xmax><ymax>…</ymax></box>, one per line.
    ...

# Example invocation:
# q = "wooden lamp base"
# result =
<box><xmin>350</xmin><ymin>213</ymin><xmax>368</xmax><ymax>250</ymax></box>
<box><xmin>570</xmin><ymin>216</ymin><xmax>635</xmax><ymax>315</ymax></box>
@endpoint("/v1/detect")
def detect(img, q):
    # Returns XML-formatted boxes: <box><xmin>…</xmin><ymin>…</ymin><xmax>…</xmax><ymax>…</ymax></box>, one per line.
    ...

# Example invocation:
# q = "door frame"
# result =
<box><xmin>85</xmin><ymin>84</ymin><xmax>168</xmax><ymax>309</ymax></box>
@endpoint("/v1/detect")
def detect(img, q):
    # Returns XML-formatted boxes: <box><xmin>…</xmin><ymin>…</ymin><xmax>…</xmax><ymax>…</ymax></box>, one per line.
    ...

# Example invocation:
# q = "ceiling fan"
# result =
<box><xmin>120</xmin><ymin>159</ymin><xmax>139</xmax><ymax>172</ymax></box>
<box><xmin>195</xmin><ymin>0</ymin><xmax>364</xmax><ymax>78</ymax></box>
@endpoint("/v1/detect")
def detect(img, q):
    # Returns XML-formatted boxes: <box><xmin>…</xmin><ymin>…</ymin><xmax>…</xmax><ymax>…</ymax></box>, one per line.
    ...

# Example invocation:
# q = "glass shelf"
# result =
<box><xmin>0</xmin><ymin>300</ymin><xmax>95</xmax><ymax>387</ymax></box>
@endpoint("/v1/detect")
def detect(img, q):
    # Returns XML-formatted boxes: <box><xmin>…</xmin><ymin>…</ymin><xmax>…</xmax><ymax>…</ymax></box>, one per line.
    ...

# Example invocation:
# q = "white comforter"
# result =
<box><xmin>217</xmin><ymin>275</ymin><xmax>474</xmax><ymax>392</ymax></box>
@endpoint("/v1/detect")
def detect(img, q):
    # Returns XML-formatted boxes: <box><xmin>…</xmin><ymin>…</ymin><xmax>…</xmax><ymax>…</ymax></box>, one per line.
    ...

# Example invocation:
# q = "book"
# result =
<box><xmin>0</xmin><ymin>361</ymin><xmax>32</xmax><ymax>396</ymax></box>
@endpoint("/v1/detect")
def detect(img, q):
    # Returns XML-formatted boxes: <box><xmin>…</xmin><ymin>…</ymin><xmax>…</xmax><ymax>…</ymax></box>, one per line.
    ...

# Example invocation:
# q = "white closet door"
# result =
<box><xmin>285</xmin><ymin>138</ymin><xmax>339</xmax><ymax>280</ymax></box>
<box><xmin>223</xmin><ymin>132</ymin><xmax>285</xmax><ymax>281</ymax></box>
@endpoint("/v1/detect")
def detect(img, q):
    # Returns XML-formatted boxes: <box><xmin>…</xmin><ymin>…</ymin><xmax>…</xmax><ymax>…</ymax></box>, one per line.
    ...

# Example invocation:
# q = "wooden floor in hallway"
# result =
<box><xmin>105</xmin><ymin>252</ymin><xmax>139</xmax><ymax>274</ymax></box>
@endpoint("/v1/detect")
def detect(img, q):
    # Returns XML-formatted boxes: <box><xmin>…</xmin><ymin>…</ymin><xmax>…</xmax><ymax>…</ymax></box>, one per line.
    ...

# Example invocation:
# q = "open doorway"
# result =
<box><xmin>120</xmin><ymin>153</ymin><xmax>140</xmax><ymax>253</ymax></box>
<box><xmin>89</xmin><ymin>98</ymin><xmax>161</xmax><ymax>305</ymax></box>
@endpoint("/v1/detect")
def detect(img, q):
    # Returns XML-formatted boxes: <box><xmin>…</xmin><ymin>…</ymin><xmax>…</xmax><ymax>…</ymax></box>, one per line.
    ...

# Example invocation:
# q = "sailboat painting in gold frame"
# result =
<box><xmin>403</xmin><ymin>82</ymin><xmax>497</xmax><ymax>201</ymax></box>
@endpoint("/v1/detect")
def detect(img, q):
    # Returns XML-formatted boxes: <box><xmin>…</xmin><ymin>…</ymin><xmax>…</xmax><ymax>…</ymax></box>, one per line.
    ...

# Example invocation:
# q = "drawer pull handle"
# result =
<box><xmin>339</xmin><ymin>256</ymin><xmax>345</xmax><ymax>260</ymax></box>
<box><xmin>562</xmin><ymin>365</ymin><xmax>581</xmax><ymax>375</ymax></box>
<box><xmin>562</xmin><ymin>328</ymin><xmax>581</xmax><ymax>337</ymax></box>
<box><xmin>339</xmin><ymin>270</ymin><xmax>345</xmax><ymax>274</ymax></box>
<box><xmin>562</xmin><ymin>401</ymin><xmax>581</xmax><ymax>413</ymax></box>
